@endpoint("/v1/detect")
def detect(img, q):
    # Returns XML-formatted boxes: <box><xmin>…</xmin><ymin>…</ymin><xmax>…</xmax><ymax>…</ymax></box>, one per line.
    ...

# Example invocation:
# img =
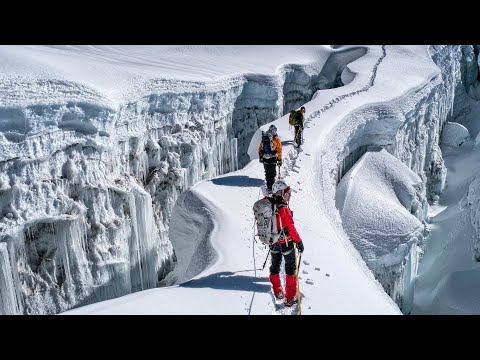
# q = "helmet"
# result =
<box><xmin>267</xmin><ymin>124</ymin><xmax>277</xmax><ymax>135</ymax></box>
<box><xmin>272</xmin><ymin>180</ymin><xmax>291</xmax><ymax>197</ymax></box>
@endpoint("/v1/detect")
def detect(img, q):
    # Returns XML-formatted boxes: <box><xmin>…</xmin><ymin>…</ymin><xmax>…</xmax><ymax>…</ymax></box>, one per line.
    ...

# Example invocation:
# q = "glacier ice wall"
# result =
<box><xmin>326</xmin><ymin>45</ymin><xmax>467</xmax><ymax>313</ymax></box>
<box><xmin>0</xmin><ymin>80</ymin><xmax>244</xmax><ymax>314</ymax></box>
<box><xmin>0</xmin><ymin>47</ymin><xmax>365</xmax><ymax>314</ymax></box>
<box><xmin>450</xmin><ymin>45</ymin><xmax>480</xmax><ymax>262</ymax></box>
<box><xmin>452</xmin><ymin>45</ymin><xmax>480</xmax><ymax>138</ymax></box>
<box><xmin>467</xmin><ymin>176</ymin><xmax>480</xmax><ymax>262</ymax></box>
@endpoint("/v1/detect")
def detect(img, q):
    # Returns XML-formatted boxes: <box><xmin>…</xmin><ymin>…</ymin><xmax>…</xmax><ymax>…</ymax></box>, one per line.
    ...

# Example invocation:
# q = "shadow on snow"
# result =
<box><xmin>210</xmin><ymin>175</ymin><xmax>264</xmax><ymax>187</ymax></box>
<box><xmin>180</xmin><ymin>271</ymin><xmax>271</xmax><ymax>293</ymax></box>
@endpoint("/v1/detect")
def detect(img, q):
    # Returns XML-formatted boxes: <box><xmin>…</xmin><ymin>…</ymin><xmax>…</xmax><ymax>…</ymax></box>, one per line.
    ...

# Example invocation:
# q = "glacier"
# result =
<box><xmin>329</xmin><ymin>45</ymin><xmax>468</xmax><ymax>313</ymax></box>
<box><xmin>0</xmin><ymin>45</ymin><xmax>363</xmax><ymax>314</ymax></box>
<box><xmin>1</xmin><ymin>45</ymin><xmax>479</xmax><ymax>315</ymax></box>
<box><xmin>332</xmin><ymin>45</ymin><xmax>480</xmax><ymax>313</ymax></box>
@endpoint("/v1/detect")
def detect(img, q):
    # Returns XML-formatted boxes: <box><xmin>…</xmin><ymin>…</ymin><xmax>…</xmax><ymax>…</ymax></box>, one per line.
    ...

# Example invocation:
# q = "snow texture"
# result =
<box><xmin>0</xmin><ymin>45</ymin><xmax>479</xmax><ymax>315</ymax></box>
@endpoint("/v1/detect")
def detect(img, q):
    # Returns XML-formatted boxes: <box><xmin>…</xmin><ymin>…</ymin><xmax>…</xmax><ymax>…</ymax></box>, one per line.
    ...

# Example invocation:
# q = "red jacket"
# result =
<box><xmin>275</xmin><ymin>204</ymin><xmax>302</xmax><ymax>244</ymax></box>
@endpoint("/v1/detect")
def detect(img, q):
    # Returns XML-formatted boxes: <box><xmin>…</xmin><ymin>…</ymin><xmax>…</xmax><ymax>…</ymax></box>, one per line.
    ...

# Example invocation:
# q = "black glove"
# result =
<box><xmin>296</xmin><ymin>241</ymin><xmax>304</xmax><ymax>253</ymax></box>
<box><xmin>259</xmin><ymin>157</ymin><xmax>263</xmax><ymax>163</ymax></box>
<box><xmin>277</xmin><ymin>159</ymin><xmax>282</xmax><ymax>166</ymax></box>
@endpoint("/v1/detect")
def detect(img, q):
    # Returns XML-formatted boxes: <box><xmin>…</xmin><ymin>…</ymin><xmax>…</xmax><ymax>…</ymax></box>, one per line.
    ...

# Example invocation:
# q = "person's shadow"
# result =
<box><xmin>180</xmin><ymin>271</ymin><xmax>271</xmax><ymax>293</ymax></box>
<box><xmin>210</xmin><ymin>175</ymin><xmax>264</xmax><ymax>188</ymax></box>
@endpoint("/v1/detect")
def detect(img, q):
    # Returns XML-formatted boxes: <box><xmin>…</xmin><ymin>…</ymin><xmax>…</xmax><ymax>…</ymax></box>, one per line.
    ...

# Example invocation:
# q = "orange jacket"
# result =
<box><xmin>258</xmin><ymin>135</ymin><xmax>282</xmax><ymax>160</ymax></box>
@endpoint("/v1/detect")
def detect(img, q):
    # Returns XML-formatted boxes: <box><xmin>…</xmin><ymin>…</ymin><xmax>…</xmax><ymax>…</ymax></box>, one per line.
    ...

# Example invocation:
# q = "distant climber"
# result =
<box><xmin>293</xmin><ymin>106</ymin><xmax>305</xmax><ymax>148</ymax></box>
<box><xmin>258</xmin><ymin>125</ymin><xmax>282</xmax><ymax>193</ymax></box>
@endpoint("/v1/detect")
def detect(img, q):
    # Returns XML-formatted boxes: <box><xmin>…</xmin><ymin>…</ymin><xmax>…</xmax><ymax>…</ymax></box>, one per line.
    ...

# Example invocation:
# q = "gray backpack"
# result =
<box><xmin>253</xmin><ymin>198</ymin><xmax>283</xmax><ymax>245</ymax></box>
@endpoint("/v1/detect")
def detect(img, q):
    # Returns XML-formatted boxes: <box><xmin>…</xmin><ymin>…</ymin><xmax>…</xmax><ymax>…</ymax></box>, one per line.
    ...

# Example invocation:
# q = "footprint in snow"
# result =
<box><xmin>314</xmin><ymin>267</ymin><xmax>320</xmax><ymax>271</ymax></box>
<box><xmin>306</xmin><ymin>279</ymin><xmax>314</xmax><ymax>285</ymax></box>
<box><xmin>303</xmin><ymin>260</ymin><xmax>310</xmax><ymax>265</ymax></box>
<box><xmin>302</xmin><ymin>270</ymin><xmax>308</xmax><ymax>274</ymax></box>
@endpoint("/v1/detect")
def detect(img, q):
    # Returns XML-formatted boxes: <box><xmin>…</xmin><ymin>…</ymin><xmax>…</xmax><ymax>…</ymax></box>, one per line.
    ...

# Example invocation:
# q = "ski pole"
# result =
<box><xmin>277</xmin><ymin>164</ymin><xmax>281</xmax><ymax>180</ymax></box>
<box><xmin>295</xmin><ymin>243</ymin><xmax>302</xmax><ymax>315</ymax></box>
<box><xmin>262</xmin><ymin>249</ymin><xmax>271</xmax><ymax>270</ymax></box>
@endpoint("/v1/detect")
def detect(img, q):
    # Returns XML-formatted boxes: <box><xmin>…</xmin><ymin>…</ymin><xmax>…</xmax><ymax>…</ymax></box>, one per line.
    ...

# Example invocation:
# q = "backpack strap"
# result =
<box><xmin>270</xmin><ymin>200</ymin><xmax>276</xmax><ymax>240</ymax></box>
<box><xmin>275</xmin><ymin>203</ymin><xmax>287</xmax><ymax>242</ymax></box>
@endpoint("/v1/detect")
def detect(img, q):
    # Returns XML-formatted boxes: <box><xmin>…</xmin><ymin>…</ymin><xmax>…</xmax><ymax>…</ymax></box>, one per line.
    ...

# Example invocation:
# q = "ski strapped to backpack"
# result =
<box><xmin>253</xmin><ymin>197</ymin><xmax>284</xmax><ymax>245</ymax></box>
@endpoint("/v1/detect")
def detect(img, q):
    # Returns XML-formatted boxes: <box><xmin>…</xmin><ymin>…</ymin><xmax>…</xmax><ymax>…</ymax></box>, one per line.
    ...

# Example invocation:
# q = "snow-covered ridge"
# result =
<box><xmin>0</xmin><ymin>45</ymin><xmax>345</xmax><ymax>106</ymax></box>
<box><xmin>328</xmin><ymin>45</ymin><xmax>465</xmax><ymax>312</ymax></box>
<box><xmin>54</xmin><ymin>45</ymin><xmax>477</xmax><ymax>315</ymax></box>
<box><xmin>2</xmin><ymin>44</ymin><xmax>470</xmax><ymax>315</ymax></box>
<box><xmin>0</xmin><ymin>45</ymin><xmax>365</xmax><ymax>314</ymax></box>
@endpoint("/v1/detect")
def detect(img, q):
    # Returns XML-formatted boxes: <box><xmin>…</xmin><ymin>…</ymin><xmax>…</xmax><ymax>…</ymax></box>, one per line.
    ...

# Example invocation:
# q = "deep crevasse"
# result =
<box><xmin>0</xmin><ymin>50</ymin><xmax>359</xmax><ymax>314</ymax></box>
<box><xmin>0</xmin><ymin>86</ymin><xmax>244</xmax><ymax>314</ymax></box>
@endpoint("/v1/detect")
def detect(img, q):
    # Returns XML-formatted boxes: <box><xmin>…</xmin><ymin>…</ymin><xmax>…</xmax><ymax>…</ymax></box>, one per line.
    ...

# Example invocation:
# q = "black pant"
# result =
<box><xmin>294</xmin><ymin>125</ymin><xmax>303</xmax><ymax>146</ymax></box>
<box><xmin>263</xmin><ymin>157</ymin><xmax>277</xmax><ymax>190</ymax></box>
<box><xmin>269</xmin><ymin>242</ymin><xmax>297</xmax><ymax>276</ymax></box>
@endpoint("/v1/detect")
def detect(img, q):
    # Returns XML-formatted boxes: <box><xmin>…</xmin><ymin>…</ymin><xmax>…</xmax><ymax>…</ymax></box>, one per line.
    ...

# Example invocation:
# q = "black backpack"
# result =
<box><xmin>261</xmin><ymin>131</ymin><xmax>276</xmax><ymax>158</ymax></box>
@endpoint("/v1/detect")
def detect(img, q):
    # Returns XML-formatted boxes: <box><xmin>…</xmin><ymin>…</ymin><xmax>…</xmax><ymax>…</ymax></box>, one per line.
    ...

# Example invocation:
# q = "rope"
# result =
<box><xmin>252</xmin><ymin>186</ymin><xmax>263</xmax><ymax>278</ymax></box>
<box><xmin>249</xmin><ymin>186</ymin><xmax>265</xmax><ymax>315</ymax></box>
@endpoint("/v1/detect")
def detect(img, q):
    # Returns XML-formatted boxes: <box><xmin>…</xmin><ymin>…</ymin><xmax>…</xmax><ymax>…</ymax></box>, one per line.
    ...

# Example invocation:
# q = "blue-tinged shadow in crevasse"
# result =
<box><xmin>180</xmin><ymin>271</ymin><xmax>271</xmax><ymax>293</ymax></box>
<box><xmin>210</xmin><ymin>175</ymin><xmax>264</xmax><ymax>187</ymax></box>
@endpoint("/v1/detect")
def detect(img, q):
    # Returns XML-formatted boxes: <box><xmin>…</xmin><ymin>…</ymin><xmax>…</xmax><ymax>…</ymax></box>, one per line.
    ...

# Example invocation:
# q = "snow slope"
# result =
<box><xmin>66</xmin><ymin>45</ymin><xmax>444</xmax><ymax>315</ymax></box>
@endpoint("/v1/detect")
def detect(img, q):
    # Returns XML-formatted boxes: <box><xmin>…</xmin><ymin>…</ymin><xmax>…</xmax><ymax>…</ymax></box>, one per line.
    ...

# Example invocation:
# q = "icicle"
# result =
<box><xmin>450</xmin><ymin>49</ymin><xmax>456</xmax><ymax>118</ymax></box>
<box><xmin>137</xmin><ymin>152</ymin><xmax>149</xmax><ymax>184</ymax></box>
<box><xmin>128</xmin><ymin>185</ymin><xmax>160</xmax><ymax>292</ymax></box>
<box><xmin>51</xmin><ymin>215</ymin><xmax>91</xmax><ymax>303</ymax></box>
<box><xmin>231</xmin><ymin>138</ymin><xmax>238</xmax><ymax>172</ymax></box>
<box><xmin>0</xmin><ymin>243</ymin><xmax>17</xmax><ymax>315</ymax></box>
<box><xmin>128</xmin><ymin>193</ymin><xmax>144</xmax><ymax>290</ymax></box>
<box><xmin>7</xmin><ymin>240</ymin><xmax>23</xmax><ymax>314</ymax></box>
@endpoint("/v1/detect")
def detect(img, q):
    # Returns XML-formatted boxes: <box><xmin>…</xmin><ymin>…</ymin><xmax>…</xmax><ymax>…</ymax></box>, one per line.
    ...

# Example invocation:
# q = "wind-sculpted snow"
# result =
<box><xmin>441</xmin><ymin>122</ymin><xmax>471</xmax><ymax>148</ymax></box>
<box><xmin>166</xmin><ymin>189</ymin><xmax>216</xmax><ymax>285</ymax></box>
<box><xmin>0</xmin><ymin>45</ymin><xmax>334</xmax><ymax>106</ymax></box>
<box><xmin>1</xmin><ymin>44</ymin><xmax>473</xmax><ymax>315</ymax></box>
<box><xmin>286</xmin><ymin>45</ymin><xmax>466</xmax><ymax>313</ymax></box>
<box><xmin>0</xmin><ymin>84</ymin><xmax>242</xmax><ymax>314</ymax></box>
<box><xmin>53</xmin><ymin>44</ymin><xmax>478</xmax><ymax>315</ymax></box>
<box><xmin>0</xmin><ymin>45</ymin><xmax>365</xmax><ymax>314</ymax></box>
<box><xmin>336</xmin><ymin>148</ymin><xmax>427</xmax><ymax>312</ymax></box>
